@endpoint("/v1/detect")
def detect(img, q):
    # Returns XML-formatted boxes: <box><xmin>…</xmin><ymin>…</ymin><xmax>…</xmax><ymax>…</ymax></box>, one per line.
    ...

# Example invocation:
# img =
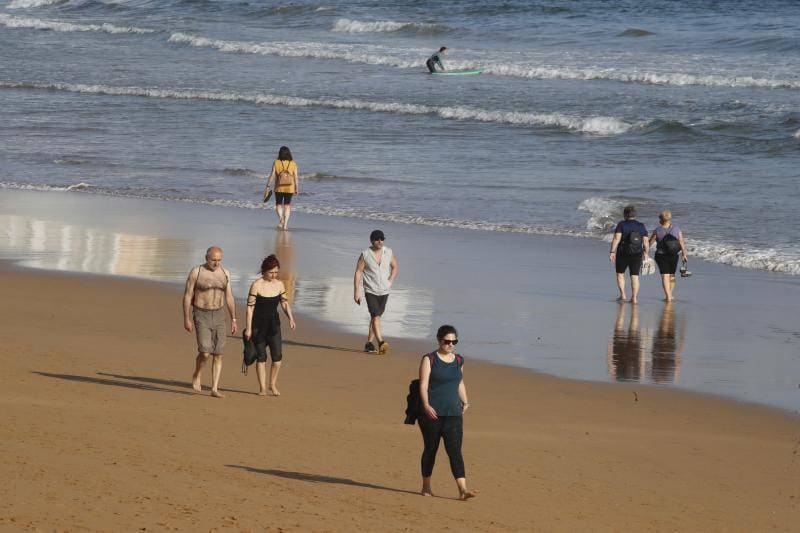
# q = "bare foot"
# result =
<box><xmin>420</xmin><ymin>490</ymin><xmax>432</xmax><ymax>497</ymax></box>
<box><xmin>211</xmin><ymin>390</ymin><xmax>225</xmax><ymax>398</ymax></box>
<box><xmin>192</xmin><ymin>374</ymin><xmax>202</xmax><ymax>392</ymax></box>
<box><xmin>616</xmin><ymin>296</ymin><xmax>627</xmax><ymax>302</ymax></box>
<box><xmin>257</xmin><ymin>390</ymin><xmax>267</xmax><ymax>396</ymax></box>
<box><xmin>269</xmin><ymin>386</ymin><xmax>281</xmax><ymax>397</ymax></box>
<box><xmin>631</xmin><ymin>297</ymin><xmax>639</xmax><ymax>305</ymax></box>
<box><xmin>459</xmin><ymin>490</ymin><xmax>476</xmax><ymax>501</ymax></box>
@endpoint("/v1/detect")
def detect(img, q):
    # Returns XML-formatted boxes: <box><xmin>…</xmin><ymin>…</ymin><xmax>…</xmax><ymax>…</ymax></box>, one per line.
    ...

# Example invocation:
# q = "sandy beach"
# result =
<box><xmin>1</xmin><ymin>265</ymin><xmax>798</xmax><ymax>531</ymax></box>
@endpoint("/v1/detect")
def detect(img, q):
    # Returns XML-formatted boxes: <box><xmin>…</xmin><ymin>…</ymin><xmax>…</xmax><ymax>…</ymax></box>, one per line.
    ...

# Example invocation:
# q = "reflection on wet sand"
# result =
<box><xmin>0</xmin><ymin>214</ymin><xmax>192</xmax><ymax>281</ymax></box>
<box><xmin>292</xmin><ymin>276</ymin><xmax>433</xmax><ymax>340</ymax></box>
<box><xmin>608</xmin><ymin>303</ymin><xmax>645</xmax><ymax>381</ymax></box>
<box><xmin>274</xmin><ymin>230</ymin><xmax>296</xmax><ymax>305</ymax></box>
<box><xmin>651</xmin><ymin>302</ymin><xmax>685</xmax><ymax>384</ymax></box>
<box><xmin>607</xmin><ymin>302</ymin><xmax>685</xmax><ymax>384</ymax></box>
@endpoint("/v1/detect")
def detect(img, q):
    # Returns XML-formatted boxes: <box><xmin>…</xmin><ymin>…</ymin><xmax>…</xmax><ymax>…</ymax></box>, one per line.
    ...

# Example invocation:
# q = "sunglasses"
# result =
<box><xmin>441</xmin><ymin>339</ymin><xmax>458</xmax><ymax>345</ymax></box>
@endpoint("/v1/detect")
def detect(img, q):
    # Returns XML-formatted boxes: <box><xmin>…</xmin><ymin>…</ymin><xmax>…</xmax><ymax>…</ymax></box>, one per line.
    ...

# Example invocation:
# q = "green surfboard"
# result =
<box><xmin>431</xmin><ymin>69</ymin><xmax>485</xmax><ymax>76</ymax></box>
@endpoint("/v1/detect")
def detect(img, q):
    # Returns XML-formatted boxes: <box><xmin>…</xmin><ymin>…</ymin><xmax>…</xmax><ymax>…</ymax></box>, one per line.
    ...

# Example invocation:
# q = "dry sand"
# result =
<box><xmin>0</xmin><ymin>267</ymin><xmax>798</xmax><ymax>531</ymax></box>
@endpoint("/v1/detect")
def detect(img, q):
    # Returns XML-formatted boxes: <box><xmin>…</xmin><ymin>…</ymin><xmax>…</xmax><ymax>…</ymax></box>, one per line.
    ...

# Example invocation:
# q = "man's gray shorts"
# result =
<box><xmin>365</xmin><ymin>292</ymin><xmax>389</xmax><ymax>317</ymax></box>
<box><xmin>193</xmin><ymin>307</ymin><xmax>227</xmax><ymax>355</ymax></box>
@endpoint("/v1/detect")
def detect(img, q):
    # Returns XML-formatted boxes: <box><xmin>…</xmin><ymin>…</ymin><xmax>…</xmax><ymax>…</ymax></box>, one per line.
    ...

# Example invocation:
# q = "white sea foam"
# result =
<box><xmin>166</xmin><ymin>32</ymin><xmax>800</xmax><ymax>91</ymax></box>
<box><xmin>332</xmin><ymin>18</ymin><xmax>444</xmax><ymax>34</ymax></box>
<box><xmin>0</xmin><ymin>81</ymin><xmax>630</xmax><ymax>135</ymax></box>
<box><xmin>8</xmin><ymin>0</ymin><xmax>66</xmax><ymax>8</ymax></box>
<box><xmin>577</xmin><ymin>197</ymin><xmax>627</xmax><ymax>230</ymax></box>
<box><xmin>167</xmin><ymin>33</ymin><xmax>422</xmax><ymax>69</ymax></box>
<box><xmin>0</xmin><ymin>13</ymin><xmax>156</xmax><ymax>34</ymax></box>
<box><xmin>793</xmin><ymin>129</ymin><xmax>800</xmax><ymax>139</ymax></box>
<box><xmin>484</xmin><ymin>64</ymin><xmax>800</xmax><ymax>90</ymax></box>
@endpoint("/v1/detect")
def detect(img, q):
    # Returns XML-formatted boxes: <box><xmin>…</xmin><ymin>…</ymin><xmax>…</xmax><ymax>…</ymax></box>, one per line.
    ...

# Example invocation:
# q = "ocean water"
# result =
<box><xmin>1</xmin><ymin>0</ymin><xmax>799</xmax><ymax>276</ymax></box>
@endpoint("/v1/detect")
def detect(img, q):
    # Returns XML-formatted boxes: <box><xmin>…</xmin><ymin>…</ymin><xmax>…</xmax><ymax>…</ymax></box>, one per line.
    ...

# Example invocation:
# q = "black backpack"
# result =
<box><xmin>658</xmin><ymin>228</ymin><xmax>681</xmax><ymax>255</ymax></box>
<box><xmin>404</xmin><ymin>351</ymin><xmax>464</xmax><ymax>425</ymax></box>
<box><xmin>623</xmin><ymin>229</ymin><xmax>644</xmax><ymax>256</ymax></box>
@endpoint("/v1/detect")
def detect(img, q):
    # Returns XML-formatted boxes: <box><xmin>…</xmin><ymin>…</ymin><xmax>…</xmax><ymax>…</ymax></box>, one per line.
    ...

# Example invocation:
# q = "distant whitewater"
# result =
<box><xmin>0</xmin><ymin>81</ymin><xmax>631</xmax><ymax>135</ymax></box>
<box><xmin>332</xmin><ymin>18</ymin><xmax>448</xmax><ymax>34</ymax></box>
<box><xmin>167</xmin><ymin>32</ymin><xmax>800</xmax><ymax>91</ymax></box>
<box><xmin>0</xmin><ymin>14</ymin><xmax>156</xmax><ymax>34</ymax></box>
<box><xmin>8</xmin><ymin>0</ymin><xmax>67</xmax><ymax>8</ymax></box>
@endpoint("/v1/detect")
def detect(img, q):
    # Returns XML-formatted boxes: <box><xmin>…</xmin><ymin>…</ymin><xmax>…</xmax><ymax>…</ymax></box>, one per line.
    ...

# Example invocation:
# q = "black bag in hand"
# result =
<box><xmin>242</xmin><ymin>334</ymin><xmax>259</xmax><ymax>374</ymax></box>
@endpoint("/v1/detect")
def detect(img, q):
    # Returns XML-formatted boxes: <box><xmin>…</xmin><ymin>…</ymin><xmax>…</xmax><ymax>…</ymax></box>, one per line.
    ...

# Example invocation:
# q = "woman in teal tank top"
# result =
<box><xmin>418</xmin><ymin>325</ymin><xmax>476</xmax><ymax>500</ymax></box>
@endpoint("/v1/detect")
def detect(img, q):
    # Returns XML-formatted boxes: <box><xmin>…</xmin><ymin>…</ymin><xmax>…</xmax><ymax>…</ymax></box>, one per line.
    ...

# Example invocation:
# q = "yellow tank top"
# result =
<box><xmin>273</xmin><ymin>160</ymin><xmax>297</xmax><ymax>193</ymax></box>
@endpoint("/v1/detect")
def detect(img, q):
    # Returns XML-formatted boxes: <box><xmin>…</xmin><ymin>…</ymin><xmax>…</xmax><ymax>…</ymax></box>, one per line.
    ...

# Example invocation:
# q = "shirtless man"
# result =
<box><xmin>182</xmin><ymin>246</ymin><xmax>237</xmax><ymax>398</ymax></box>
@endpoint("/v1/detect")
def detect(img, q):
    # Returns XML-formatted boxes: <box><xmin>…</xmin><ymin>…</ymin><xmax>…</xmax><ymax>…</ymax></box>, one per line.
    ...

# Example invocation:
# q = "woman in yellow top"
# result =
<box><xmin>266</xmin><ymin>146</ymin><xmax>299</xmax><ymax>230</ymax></box>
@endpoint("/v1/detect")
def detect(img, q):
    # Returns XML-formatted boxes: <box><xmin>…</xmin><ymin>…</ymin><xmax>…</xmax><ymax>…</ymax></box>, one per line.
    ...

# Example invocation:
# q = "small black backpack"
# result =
<box><xmin>404</xmin><ymin>351</ymin><xmax>464</xmax><ymax>425</ymax></box>
<box><xmin>623</xmin><ymin>230</ymin><xmax>644</xmax><ymax>256</ymax></box>
<box><xmin>658</xmin><ymin>228</ymin><xmax>681</xmax><ymax>255</ymax></box>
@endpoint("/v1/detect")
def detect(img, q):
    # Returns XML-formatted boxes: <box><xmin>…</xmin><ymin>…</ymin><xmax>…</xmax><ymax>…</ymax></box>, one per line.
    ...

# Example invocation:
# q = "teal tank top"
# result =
<box><xmin>426</xmin><ymin>352</ymin><xmax>463</xmax><ymax>417</ymax></box>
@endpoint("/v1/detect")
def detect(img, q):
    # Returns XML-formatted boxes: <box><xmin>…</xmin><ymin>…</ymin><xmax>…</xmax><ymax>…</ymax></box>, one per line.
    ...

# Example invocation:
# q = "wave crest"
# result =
<box><xmin>0</xmin><ymin>13</ymin><xmax>156</xmax><ymax>34</ymax></box>
<box><xmin>166</xmin><ymin>32</ymin><xmax>800</xmax><ymax>91</ymax></box>
<box><xmin>8</xmin><ymin>0</ymin><xmax>67</xmax><ymax>8</ymax></box>
<box><xmin>332</xmin><ymin>18</ymin><xmax>447</xmax><ymax>34</ymax></box>
<box><xmin>0</xmin><ymin>81</ymin><xmax>630</xmax><ymax>135</ymax></box>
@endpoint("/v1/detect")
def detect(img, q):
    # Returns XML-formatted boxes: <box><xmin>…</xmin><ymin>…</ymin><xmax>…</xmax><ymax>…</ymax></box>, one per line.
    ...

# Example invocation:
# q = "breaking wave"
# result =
<box><xmin>166</xmin><ymin>33</ymin><xmax>800</xmax><ymax>91</ymax></box>
<box><xmin>0</xmin><ymin>81</ymin><xmax>631</xmax><ymax>135</ymax></box>
<box><xmin>7</xmin><ymin>0</ymin><xmax>67</xmax><ymax>8</ymax></box>
<box><xmin>0</xmin><ymin>13</ymin><xmax>156</xmax><ymax>34</ymax></box>
<box><xmin>577</xmin><ymin>196</ymin><xmax>800</xmax><ymax>275</ymax></box>
<box><xmin>332</xmin><ymin>18</ymin><xmax>448</xmax><ymax>34</ymax></box>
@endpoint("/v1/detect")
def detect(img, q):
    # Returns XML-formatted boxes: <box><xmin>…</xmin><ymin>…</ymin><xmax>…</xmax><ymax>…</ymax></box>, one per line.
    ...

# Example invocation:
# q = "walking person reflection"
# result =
<box><xmin>607</xmin><ymin>302</ymin><xmax>645</xmax><ymax>381</ymax></box>
<box><xmin>650</xmin><ymin>302</ymin><xmax>685</xmax><ymax>384</ymax></box>
<box><xmin>274</xmin><ymin>230</ymin><xmax>296</xmax><ymax>306</ymax></box>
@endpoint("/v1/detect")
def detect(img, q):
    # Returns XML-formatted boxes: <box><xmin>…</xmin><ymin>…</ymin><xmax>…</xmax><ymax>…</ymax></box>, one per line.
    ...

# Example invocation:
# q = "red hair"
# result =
<box><xmin>260</xmin><ymin>254</ymin><xmax>280</xmax><ymax>274</ymax></box>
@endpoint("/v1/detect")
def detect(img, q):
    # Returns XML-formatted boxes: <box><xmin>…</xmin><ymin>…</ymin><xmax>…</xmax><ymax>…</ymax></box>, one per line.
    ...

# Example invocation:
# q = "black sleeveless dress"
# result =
<box><xmin>252</xmin><ymin>293</ymin><xmax>283</xmax><ymax>342</ymax></box>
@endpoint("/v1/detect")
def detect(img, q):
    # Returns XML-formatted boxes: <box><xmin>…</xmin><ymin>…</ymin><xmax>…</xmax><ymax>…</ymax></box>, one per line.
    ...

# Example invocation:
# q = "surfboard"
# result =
<box><xmin>431</xmin><ymin>69</ymin><xmax>485</xmax><ymax>76</ymax></box>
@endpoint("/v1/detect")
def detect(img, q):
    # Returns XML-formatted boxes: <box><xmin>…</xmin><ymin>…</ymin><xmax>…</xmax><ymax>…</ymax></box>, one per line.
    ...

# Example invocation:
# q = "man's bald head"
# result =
<box><xmin>205</xmin><ymin>246</ymin><xmax>223</xmax><ymax>270</ymax></box>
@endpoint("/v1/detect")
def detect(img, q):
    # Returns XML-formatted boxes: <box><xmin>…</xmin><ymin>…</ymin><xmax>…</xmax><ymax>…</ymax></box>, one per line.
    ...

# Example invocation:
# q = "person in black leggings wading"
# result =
<box><xmin>418</xmin><ymin>325</ymin><xmax>476</xmax><ymax>500</ymax></box>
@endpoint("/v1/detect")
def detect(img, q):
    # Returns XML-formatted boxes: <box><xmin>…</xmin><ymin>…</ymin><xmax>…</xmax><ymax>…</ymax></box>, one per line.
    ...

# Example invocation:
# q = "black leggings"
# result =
<box><xmin>418</xmin><ymin>415</ymin><xmax>465</xmax><ymax>478</ymax></box>
<box><xmin>254</xmin><ymin>328</ymin><xmax>282</xmax><ymax>363</ymax></box>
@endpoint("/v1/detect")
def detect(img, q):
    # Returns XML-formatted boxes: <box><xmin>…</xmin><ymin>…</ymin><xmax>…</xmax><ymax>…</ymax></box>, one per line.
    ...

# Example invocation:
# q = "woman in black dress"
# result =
<box><xmin>244</xmin><ymin>255</ymin><xmax>296</xmax><ymax>396</ymax></box>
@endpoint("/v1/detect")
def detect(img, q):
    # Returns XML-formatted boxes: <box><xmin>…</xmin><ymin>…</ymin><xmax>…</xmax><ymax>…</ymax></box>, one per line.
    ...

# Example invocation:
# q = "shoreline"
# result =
<box><xmin>1</xmin><ymin>266</ymin><xmax>798</xmax><ymax>531</ymax></box>
<box><xmin>2</xmin><ymin>257</ymin><xmax>797</xmax><ymax>419</ymax></box>
<box><xmin>2</xmin><ymin>187</ymin><xmax>799</xmax><ymax>413</ymax></box>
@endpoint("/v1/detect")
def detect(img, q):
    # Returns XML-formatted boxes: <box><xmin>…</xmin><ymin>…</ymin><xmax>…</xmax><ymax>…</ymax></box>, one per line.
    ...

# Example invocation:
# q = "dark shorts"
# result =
<box><xmin>655</xmin><ymin>253</ymin><xmax>679</xmax><ymax>275</ymax></box>
<box><xmin>615</xmin><ymin>253</ymin><xmax>643</xmax><ymax>275</ymax></box>
<box><xmin>275</xmin><ymin>192</ymin><xmax>293</xmax><ymax>205</ymax></box>
<box><xmin>426</xmin><ymin>59</ymin><xmax>436</xmax><ymax>73</ymax></box>
<box><xmin>365</xmin><ymin>292</ymin><xmax>389</xmax><ymax>317</ymax></box>
<box><xmin>253</xmin><ymin>328</ymin><xmax>282</xmax><ymax>363</ymax></box>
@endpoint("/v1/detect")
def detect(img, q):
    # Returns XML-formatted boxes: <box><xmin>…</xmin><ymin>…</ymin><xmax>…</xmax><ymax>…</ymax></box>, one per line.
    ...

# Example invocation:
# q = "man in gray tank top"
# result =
<box><xmin>353</xmin><ymin>229</ymin><xmax>399</xmax><ymax>354</ymax></box>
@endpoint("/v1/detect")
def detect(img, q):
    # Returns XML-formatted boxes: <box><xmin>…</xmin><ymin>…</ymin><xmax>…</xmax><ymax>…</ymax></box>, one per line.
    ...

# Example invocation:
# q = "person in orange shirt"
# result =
<box><xmin>265</xmin><ymin>146</ymin><xmax>299</xmax><ymax>230</ymax></box>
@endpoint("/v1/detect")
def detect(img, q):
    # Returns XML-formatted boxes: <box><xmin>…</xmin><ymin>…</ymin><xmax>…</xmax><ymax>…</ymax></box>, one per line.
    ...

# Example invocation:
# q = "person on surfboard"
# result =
<box><xmin>426</xmin><ymin>46</ymin><xmax>448</xmax><ymax>73</ymax></box>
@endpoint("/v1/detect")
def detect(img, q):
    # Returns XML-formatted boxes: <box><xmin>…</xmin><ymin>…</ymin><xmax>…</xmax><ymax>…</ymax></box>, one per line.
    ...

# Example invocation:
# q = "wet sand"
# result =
<box><xmin>3</xmin><ymin>188</ymin><xmax>800</xmax><ymax>411</ymax></box>
<box><xmin>1</xmin><ymin>267</ymin><xmax>798</xmax><ymax>531</ymax></box>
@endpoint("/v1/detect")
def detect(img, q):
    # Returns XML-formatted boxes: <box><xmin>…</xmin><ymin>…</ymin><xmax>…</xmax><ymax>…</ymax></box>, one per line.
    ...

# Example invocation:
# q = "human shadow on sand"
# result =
<box><xmin>33</xmin><ymin>371</ymin><xmax>195</xmax><ymax>396</ymax></box>
<box><xmin>283</xmin><ymin>340</ymin><xmax>365</xmax><ymax>354</ymax></box>
<box><xmin>226</xmin><ymin>465</ymin><xmax>419</xmax><ymax>495</ymax></box>
<box><xmin>96</xmin><ymin>372</ymin><xmax>256</xmax><ymax>395</ymax></box>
